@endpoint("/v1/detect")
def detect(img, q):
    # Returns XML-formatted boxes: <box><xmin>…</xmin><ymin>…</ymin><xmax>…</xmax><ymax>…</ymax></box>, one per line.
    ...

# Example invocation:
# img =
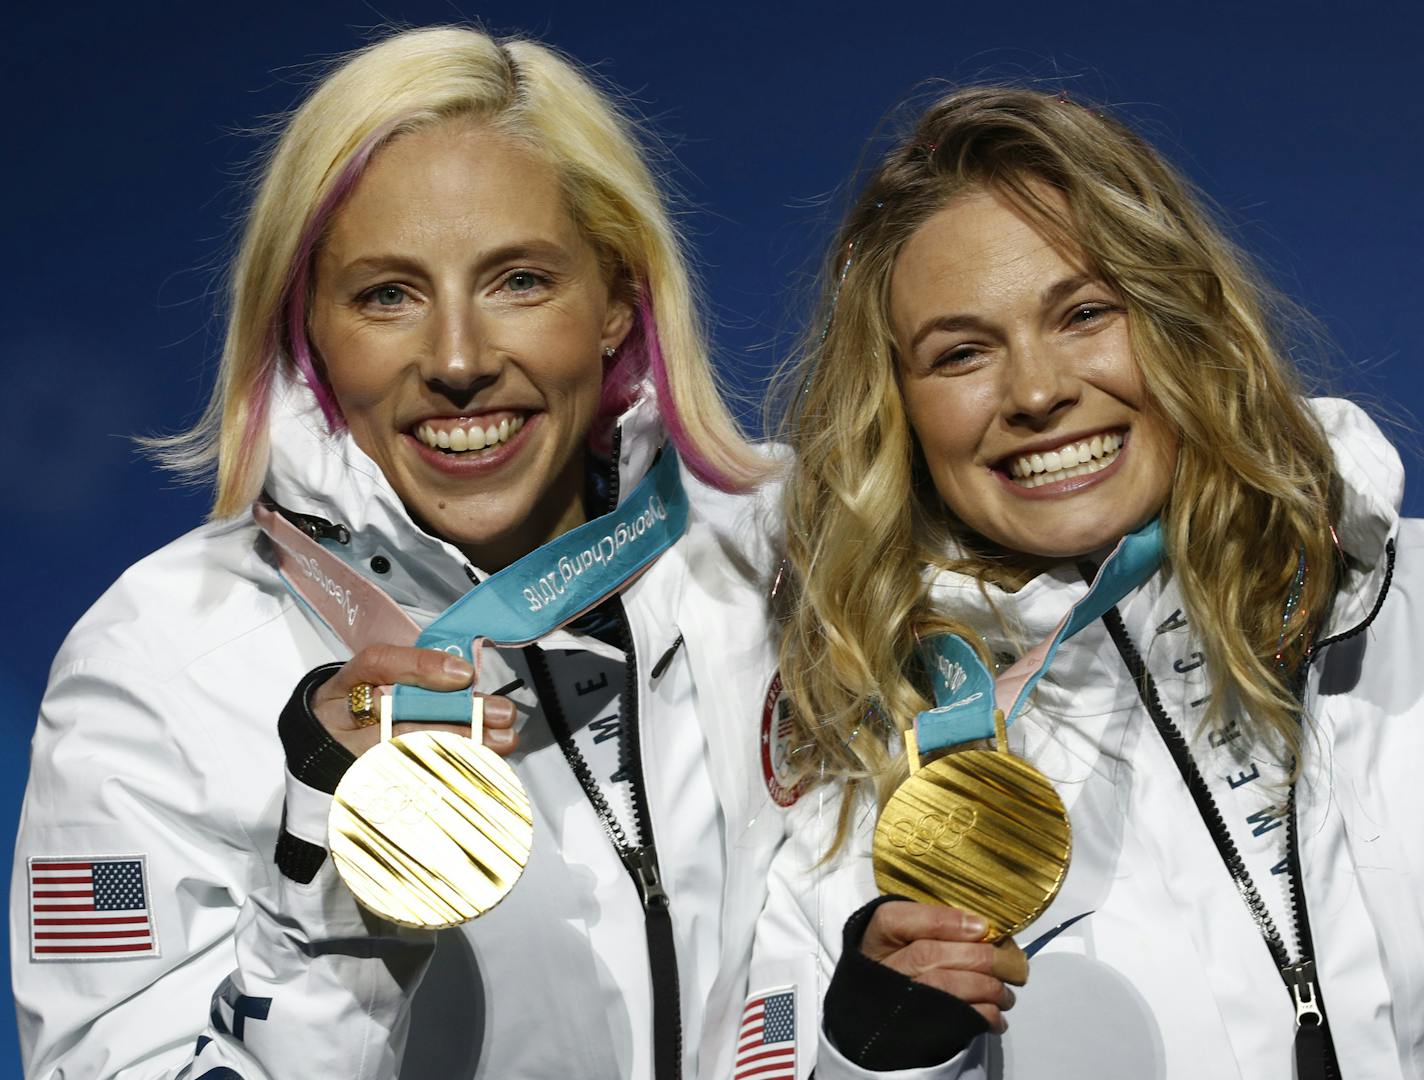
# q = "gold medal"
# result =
<box><xmin>330</xmin><ymin>696</ymin><xmax>532</xmax><ymax>929</ymax></box>
<box><xmin>872</xmin><ymin>712</ymin><xmax>1069</xmax><ymax>942</ymax></box>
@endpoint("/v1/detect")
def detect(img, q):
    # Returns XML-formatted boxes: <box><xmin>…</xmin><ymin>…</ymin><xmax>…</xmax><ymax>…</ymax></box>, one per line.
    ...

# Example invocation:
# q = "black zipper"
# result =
<box><xmin>613</xmin><ymin>607</ymin><xmax>684</xmax><ymax>1078</ymax></box>
<box><xmin>1278</xmin><ymin>537</ymin><xmax>1395</xmax><ymax>1079</ymax></box>
<box><xmin>261</xmin><ymin>496</ymin><xmax>351</xmax><ymax>545</ymax></box>
<box><xmin>603</xmin><ymin>425</ymin><xmax>625</xmax><ymax>516</ymax></box>
<box><xmin>1307</xmin><ymin>539</ymin><xmax>1395</xmax><ymax>657</ymax></box>
<box><xmin>524</xmin><ymin>602</ymin><xmax>683</xmax><ymax>1080</ymax></box>
<box><xmin>1100</xmin><ymin>605</ymin><xmax>1339</xmax><ymax>1080</ymax></box>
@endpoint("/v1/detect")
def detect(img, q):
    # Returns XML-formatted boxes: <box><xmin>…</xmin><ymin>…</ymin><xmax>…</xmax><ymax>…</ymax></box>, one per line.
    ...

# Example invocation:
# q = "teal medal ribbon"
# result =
<box><xmin>255</xmin><ymin>448</ymin><xmax>688</xmax><ymax>722</ymax></box>
<box><xmin>914</xmin><ymin>519</ymin><xmax>1165</xmax><ymax>755</ymax></box>
<box><xmin>394</xmin><ymin>448</ymin><xmax>686</xmax><ymax>720</ymax></box>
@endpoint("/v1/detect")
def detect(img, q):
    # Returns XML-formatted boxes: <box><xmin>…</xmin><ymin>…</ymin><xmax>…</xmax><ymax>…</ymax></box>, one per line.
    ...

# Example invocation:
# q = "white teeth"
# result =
<box><xmin>416</xmin><ymin>415</ymin><xmax>526</xmax><ymax>454</ymax></box>
<box><xmin>1006</xmin><ymin>431</ymin><xmax>1123</xmax><ymax>488</ymax></box>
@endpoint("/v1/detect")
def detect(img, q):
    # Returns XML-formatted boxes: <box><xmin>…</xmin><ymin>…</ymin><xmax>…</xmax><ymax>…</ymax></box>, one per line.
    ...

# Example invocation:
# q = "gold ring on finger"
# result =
<box><xmin>348</xmin><ymin>683</ymin><xmax>378</xmax><ymax>728</ymax></box>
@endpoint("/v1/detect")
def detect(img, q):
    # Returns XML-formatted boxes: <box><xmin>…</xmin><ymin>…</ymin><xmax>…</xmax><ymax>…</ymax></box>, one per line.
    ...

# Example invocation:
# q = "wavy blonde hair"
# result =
<box><xmin>777</xmin><ymin>87</ymin><xmax>1340</xmax><ymax>853</ymax></box>
<box><xmin>150</xmin><ymin>26</ymin><xmax>764</xmax><ymax>517</ymax></box>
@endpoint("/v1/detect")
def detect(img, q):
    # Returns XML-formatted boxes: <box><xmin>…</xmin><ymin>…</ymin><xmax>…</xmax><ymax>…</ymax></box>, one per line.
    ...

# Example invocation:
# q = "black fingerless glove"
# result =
<box><xmin>822</xmin><ymin>895</ymin><xmax>990</xmax><ymax>1070</ymax></box>
<box><xmin>274</xmin><ymin>662</ymin><xmax>352</xmax><ymax>883</ymax></box>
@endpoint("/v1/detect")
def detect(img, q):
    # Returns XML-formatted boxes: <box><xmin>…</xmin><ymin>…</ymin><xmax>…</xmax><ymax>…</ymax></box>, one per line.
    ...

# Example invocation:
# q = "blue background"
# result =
<box><xmin>3</xmin><ymin>0</ymin><xmax>1420</xmax><ymax>1069</ymax></box>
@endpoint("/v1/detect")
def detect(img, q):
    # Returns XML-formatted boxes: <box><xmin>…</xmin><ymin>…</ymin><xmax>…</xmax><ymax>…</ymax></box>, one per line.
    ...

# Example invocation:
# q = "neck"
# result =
<box><xmin>945</xmin><ymin>529</ymin><xmax>1132</xmax><ymax>593</ymax></box>
<box><xmin>465</xmin><ymin>499</ymin><xmax>589</xmax><ymax>574</ymax></box>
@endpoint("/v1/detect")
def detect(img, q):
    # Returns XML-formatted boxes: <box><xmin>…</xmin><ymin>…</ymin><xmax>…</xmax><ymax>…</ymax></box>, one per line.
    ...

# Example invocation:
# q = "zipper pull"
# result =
<box><xmin>1284</xmin><ymin>960</ymin><xmax>1323</xmax><ymax>1028</ymax></box>
<box><xmin>621</xmin><ymin>846</ymin><xmax>669</xmax><ymax>910</ymax></box>
<box><xmin>276</xmin><ymin>506</ymin><xmax>351</xmax><ymax>545</ymax></box>
<box><xmin>1287</xmin><ymin>960</ymin><xmax>1332</xmax><ymax>1080</ymax></box>
<box><xmin>650</xmin><ymin>633</ymin><xmax>684</xmax><ymax>679</ymax></box>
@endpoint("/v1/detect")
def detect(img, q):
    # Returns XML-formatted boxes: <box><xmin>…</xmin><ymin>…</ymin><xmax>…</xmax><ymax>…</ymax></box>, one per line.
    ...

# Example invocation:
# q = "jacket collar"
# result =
<box><xmin>1309</xmin><ymin>397</ymin><xmax>1401</xmax><ymax>640</ymax></box>
<box><xmin>926</xmin><ymin>397</ymin><xmax>1403</xmax><ymax>650</ymax></box>
<box><xmin>260</xmin><ymin>372</ymin><xmax>667</xmax><ymax>621</ymax></box>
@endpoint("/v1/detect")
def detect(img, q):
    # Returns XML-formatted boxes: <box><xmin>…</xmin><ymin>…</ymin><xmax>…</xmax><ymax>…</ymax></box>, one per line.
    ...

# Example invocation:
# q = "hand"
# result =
<box><xmin>860</xmin><ymin>901</ymin><xmax>1028</xmax><ymax>1034</ymax></box>
<box><xmin>311</xmin><ymin>644</ymin><xmax>519</xmax><ymax>759</ymax></box>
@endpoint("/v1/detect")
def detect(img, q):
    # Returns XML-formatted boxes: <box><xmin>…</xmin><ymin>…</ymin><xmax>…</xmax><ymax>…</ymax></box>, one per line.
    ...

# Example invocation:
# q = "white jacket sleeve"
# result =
<box><xmin>11</xmin><ymin>658</ymin><xmax>434</xmax><ymax>1080</ymax></box>
<box><xmin>743</xmin><ymin>787</ymin><xmax>982</xmax><ymax>1080</ymax></box>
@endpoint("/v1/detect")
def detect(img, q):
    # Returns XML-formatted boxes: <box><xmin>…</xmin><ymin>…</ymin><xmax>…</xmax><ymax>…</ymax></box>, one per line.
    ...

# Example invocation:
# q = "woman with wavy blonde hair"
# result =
<box><xmin>14</xmin><ymin>26</ymin><xmax>784</xmax><ymax>1079</ymax></box>
<box><xmin>748</xmin><ymin>87</ymin><xmax>1424</xmax><ymax>1078</ymax></box>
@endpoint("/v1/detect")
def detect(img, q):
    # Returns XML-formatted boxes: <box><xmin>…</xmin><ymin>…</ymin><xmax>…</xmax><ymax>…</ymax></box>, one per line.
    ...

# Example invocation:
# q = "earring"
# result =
<box><xmin>602</xmin><ymin>345</ymin><xmax>617</xmax><ymax>359</ymax></box>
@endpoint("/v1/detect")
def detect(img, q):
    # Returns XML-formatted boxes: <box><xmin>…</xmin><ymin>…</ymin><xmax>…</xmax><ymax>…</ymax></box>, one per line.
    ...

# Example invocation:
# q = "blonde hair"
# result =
<box><xmin>777</xmin><ymin>87</ymin><xmax>1340</xmax><ymax>853</ymax></box>
<box><xmin>151</xmin><ymin>26</ymin><xmax>764</xmax><ymax>517</ymax></box>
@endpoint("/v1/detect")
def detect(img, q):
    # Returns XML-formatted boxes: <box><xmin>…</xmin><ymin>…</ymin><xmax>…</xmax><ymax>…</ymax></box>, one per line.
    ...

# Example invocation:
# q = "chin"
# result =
<box><xmin>971</xmin><ymin>519</ymin><xmax>1123</xmax><ymax>564</ymax></box>
<box><xmin>1002</xmin><ymin>517</ymin><xmax>1154</xmax><ymax>564</ymax></box>
<box><xmin>407</xmin><ymin>497</ymin><xmax>523</xmax><ymax>549</ymax></box>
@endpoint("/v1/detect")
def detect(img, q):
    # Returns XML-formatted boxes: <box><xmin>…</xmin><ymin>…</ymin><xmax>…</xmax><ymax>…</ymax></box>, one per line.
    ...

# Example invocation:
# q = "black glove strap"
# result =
<box><xmin>274</xmin><ymin>663</ymin><xmax>353</xmax><ymax>883</ymax></box>
<box><xmin>278</xmin><ymin>662</ymin><xmax>355</xmax><ymax>793</ymax></box>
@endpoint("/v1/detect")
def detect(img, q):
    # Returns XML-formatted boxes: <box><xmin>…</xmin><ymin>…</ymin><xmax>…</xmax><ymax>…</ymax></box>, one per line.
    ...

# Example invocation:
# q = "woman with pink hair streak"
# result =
<box><xmin>12</xmin><ymin>27</ymin><xmax>785</xmax><ymax>1079</ymax></box>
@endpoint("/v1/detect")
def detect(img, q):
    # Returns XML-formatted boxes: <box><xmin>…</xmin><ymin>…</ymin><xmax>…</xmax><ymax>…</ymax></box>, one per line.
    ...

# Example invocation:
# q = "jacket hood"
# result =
<box><xmin>928</xmin><ymin>396</ymin><xmax>1403</xmax><ymax>650</ymax></box>
<box><xmin>259</xmin><ymin>370</ymin><xmax>668</xmax><ymax>621</ymax></box>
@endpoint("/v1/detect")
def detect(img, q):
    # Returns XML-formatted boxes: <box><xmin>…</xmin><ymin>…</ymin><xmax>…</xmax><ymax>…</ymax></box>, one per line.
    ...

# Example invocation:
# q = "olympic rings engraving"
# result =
<box><xmin>347</xmin><ymin>779</ymin><xmax>443</xmax><ymax>826</ymax></box>
<box><xmin>886</xmin><ymin>805</ymin><xmax>977</xmax><ymax>856</ymax></box>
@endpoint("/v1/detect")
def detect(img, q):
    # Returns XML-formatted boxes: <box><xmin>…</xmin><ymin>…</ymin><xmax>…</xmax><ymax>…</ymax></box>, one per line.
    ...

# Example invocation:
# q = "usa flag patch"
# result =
<box><xmin>734</xmin><ymin>985</ymin><xmax>796</xmax><ymax>1079</ymax></box>
<box><xmin>29</xmin><ymin>855</ymin><xmax>158</xmax><ymax>961</ymax></box>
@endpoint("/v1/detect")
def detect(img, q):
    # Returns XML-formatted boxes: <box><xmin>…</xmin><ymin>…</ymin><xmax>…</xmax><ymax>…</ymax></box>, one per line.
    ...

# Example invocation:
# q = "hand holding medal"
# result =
<box><xmin>308</xmin><ymin>644</ymin><xmax>519</xmax><ymax>759</ymax></box>
<box><xmin>309</xmin><ymin>644</ymin><xmax>531</xmax><ymax>929</ymax></box>
<box><xmin>872</xmin><ymin>521</ymin><xmax>1165</xmax><ymax>941</ymax></box>
<box><xmin>873</xmin><ymin>671</ymin><xmax>1071</xmax><ymax>942</ymax></box>
<box><xmin>320</xmin><ymin>643</ymin><xmax>534</xmax><ymax>929</ymax></box>
<box><xmin>254</xmin><ymin>448</ymin><xmax>690</xmax><ymax>931</ymax></box>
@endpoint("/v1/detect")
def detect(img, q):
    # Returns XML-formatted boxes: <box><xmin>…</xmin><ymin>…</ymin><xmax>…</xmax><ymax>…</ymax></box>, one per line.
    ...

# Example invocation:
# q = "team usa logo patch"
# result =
<box><xmin>28</xmin><ymin>855</ymin><xmax>158</xmax><ymax>961</ymax></box>
<box><xmin>760</xmin><ymin>673</ymin><xmax>808</xmax><ymax>807</ymax></box>
<box><xmin>734</xmin><ymin>985</ymin><xmax>797</xmax><ymax>1079</ymax></box>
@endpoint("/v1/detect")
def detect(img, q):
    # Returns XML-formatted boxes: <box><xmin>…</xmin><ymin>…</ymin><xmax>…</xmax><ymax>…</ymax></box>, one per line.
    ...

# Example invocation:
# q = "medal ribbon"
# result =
<box><xmin>254</xmin><ymin>448</ymin><xmax>688</xmax><ymax>722</ymax></box>
<box><xmin>915</xmin><ymin>519</ymin><xmax>1164</xmax><ymax>755</ymax></box>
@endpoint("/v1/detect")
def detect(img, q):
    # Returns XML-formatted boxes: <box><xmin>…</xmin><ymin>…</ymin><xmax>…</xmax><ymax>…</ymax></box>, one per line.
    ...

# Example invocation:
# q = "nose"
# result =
<box><xmin>421</xmin><ymin>298</ymin><xmax>499</xmax><ymax>405</ymax></box>
<box><xmin>1001</xmin><ymin>341</ymin><xmax>1078</xmax><ymax>430</ymax></box>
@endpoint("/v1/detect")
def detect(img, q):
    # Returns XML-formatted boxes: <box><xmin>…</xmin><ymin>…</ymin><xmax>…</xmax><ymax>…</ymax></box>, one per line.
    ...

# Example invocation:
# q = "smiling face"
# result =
<box><xmin>309</xmin><ymin>120</ymin><xmax>632</xmax><ymax>570</ymax></box>
<box><xmin>890</xmin><ymin>185</ymin><xmax>1178</xmax><ymax>562</ymax></box>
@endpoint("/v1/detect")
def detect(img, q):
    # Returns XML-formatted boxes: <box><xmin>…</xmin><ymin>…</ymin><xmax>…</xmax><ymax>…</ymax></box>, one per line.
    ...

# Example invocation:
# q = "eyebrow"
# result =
<box><xmin>908</xmin><ymin>313</ymin><xmax>995</xmax><ymax>354</ymax></box>
<box><xmin>333</xmin><ymin>254</ymin><xmax>425</xmax><ymax>281</ymax></box>
<box><xmin>907</xmin><ymin>273</ymin><xmax>1102</xmax><ymax>353</ymax></box>
<box><xmin>331</xmin><ymin>240</ymin><xmax>574</xmax><ymax>282</ymax></box>
<box><xmin>1040</xmin><ymin>273</ymin><xmax>1097</xmax><ymax>311</ymax></box>
<box><xmin>476</xmin><ymin>240</ymin><xmax>573</xmax><ymax>268</ymax></box>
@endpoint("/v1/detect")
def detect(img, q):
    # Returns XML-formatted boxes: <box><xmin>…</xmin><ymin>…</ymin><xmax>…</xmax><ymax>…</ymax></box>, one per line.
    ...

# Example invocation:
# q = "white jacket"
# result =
<box><xmin>748</xmin><ymin>399</ymin><xmax>1424</xmax><ymax>1080</ymax></box>
<box><xmin>12</xmin><ymin>377</ymin><xmax>789</xmax><ymax>1079</ymax></box>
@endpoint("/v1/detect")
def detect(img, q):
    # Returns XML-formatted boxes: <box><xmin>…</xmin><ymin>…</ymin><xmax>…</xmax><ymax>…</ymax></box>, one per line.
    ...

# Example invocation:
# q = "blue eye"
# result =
<box><xmin>505</xmin><ymin>271</ymin><xmax>544</xmax><ymax>293</ymax></box>
<box><xmin>368</xmin><ymin>285</ymin><xmax>407</xmax><ymax>307</ymax></box>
